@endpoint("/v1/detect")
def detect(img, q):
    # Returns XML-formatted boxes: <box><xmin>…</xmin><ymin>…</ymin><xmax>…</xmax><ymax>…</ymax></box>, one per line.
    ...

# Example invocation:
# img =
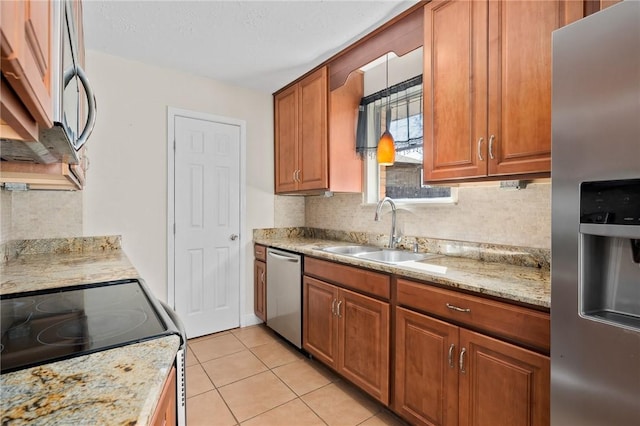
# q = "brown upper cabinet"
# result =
<box><xmin>585</xmin><ymin>0</ymin><xmax>622</xmax><ymax>16</ymax></box>
<box><xmin>1</xmin><ymin>0</ymin><xmax>53</xmax><ymax>140</ymax></box>
<box><xmin>273</xmin><ymin>4</ymin><xmax>425</xmax><ymax>195</ymax></box>
<box><xmin>1</xmin><ymin>0</ymin><xmax>89</xmax><ymax>190</ymax></box>
<box><xmin>274</xmin><ymin>67</ymin><xmax>364</xmax><ymax>194</ymax></box>
<box><xmin>423</xmin><ymin>0</ymin><xmax>583</xmax><ymax>182</ymax></box>
<box><xmin>275</xmin><ymin>67</ymin><xmax>328</xmax><ymax>193</ymax></box>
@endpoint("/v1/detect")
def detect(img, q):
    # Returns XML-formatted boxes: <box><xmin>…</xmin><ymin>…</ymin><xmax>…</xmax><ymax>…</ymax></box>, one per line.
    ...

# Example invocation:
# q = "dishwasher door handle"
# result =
<box><xmin>267</xmin><ymin>251</ymin><xmax>300</xmax><ymax>263</ymax></box>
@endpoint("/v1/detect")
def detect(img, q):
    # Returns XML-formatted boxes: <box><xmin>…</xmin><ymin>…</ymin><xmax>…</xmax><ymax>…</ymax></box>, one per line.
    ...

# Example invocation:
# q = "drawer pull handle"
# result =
<box><xmin>477</xmin><ymin>137</ymin><xmax>484</xmax><ymax>161</ymax></box>
<box><xmin>446</xmin><ymin>303</ymin><xmax>471</xmax><ymax>313</ymax></box>
<box><xmin>336</xmin><ymin>300</ymin><xmax>343</xmax><ymax>318</ymax></box>
<box><xmin>459</xmin><ymin>347</ymin><xmax>467</xmax><ymax>374</ymax></box>
<box><xmin>331</xmin><ymin>299</ymin><xmax>337</xmax><ymax>316</ymax></box>
<box><xmin>448</xmin><ymin>344</ymin><xmax>455</xmax><ymax>369</ymax></box>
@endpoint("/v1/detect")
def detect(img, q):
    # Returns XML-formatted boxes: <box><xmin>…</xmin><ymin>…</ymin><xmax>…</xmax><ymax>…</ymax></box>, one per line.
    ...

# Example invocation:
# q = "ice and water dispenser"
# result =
<box><xmin>579</xmin><ymin>179</ymin><xmax>640</xmax><ymax>331</ymax></box>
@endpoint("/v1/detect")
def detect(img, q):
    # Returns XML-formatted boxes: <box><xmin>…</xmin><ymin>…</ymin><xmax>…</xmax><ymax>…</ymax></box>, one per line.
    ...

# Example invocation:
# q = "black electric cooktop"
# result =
<box><xmin>0</xmin><ymin>279</ymin><xmax>177</xmax><ymax>374</ymax></box>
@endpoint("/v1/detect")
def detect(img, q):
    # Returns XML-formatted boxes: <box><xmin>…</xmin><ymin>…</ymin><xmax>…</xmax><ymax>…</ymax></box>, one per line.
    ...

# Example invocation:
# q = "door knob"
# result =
<box><xmin>230</xmin><ymin>234</ymin><xmax>239</xmax><ymax>241</ymax></box>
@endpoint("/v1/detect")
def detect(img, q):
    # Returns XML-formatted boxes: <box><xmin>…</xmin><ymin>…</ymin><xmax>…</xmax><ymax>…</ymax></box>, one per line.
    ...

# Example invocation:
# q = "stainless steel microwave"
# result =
<box><xmin>1</xmin><ymin>0</ymin><xmax>96</xmax><ymax>164</ymax></box>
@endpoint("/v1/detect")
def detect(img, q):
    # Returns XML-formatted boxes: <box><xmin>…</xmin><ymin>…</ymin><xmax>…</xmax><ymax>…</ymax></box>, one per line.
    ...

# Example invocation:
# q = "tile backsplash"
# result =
<box><xmin>274</xmin><ymin>195</ymin><xmax>305</xmax><ymax>228</ymax></box>
<box><xmin>303</xmin><ymin>182</ymin><xmax>551</xmax><ymax>249</ymax></box>
<box><xmin>0</xmin><ymin>190</ymin><xmax>83</xmax><ymax>243</ymax></box>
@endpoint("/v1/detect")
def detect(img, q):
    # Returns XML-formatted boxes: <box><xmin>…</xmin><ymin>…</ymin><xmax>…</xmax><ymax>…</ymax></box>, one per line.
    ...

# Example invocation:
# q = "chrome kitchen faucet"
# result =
<box><xmin>374</xmin><ymin>197</ymin><xmax>400</xmax><ymax>249</ymax></box>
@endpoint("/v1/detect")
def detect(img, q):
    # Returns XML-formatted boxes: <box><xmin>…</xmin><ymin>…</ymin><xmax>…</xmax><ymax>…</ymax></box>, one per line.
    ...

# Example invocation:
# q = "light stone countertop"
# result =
<box><xmin>254</xmin><ymin>235</ymin><xmax>550</xmax><ymax>309</ymax></box>
<box><xmin>0</xmin><ymin>335</ymin><xmax>180</xmax><ymax>426</ymax></box>
<box><xmin>0</xmin><ymin>237</ymin><xmax>180</xmax><ymax>425</ymax></box>
<box><xmin>0</xmin><ymin>250</ymin><xmax>140</xmax><ymax>295</ymax></box>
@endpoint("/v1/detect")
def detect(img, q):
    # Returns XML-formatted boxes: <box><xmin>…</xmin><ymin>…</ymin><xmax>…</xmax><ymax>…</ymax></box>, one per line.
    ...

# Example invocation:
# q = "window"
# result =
<box><xmin>357</xmin><ymin>74</ymin><xmax>456</xmax><ymax>205</ymax></box>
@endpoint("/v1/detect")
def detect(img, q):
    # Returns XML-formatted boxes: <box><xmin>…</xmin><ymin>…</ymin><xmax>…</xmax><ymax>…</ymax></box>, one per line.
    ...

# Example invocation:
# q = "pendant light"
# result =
<box><xmin>377</xmin><ymin>53</ymin><xmax>395</xmax><ymax>165</ymax></box>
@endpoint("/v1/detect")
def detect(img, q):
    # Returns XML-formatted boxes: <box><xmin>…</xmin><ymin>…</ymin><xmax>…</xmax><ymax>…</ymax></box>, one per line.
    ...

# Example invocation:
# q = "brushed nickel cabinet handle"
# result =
<box><xmin>260</xmin><ymin>272</ymin><xmax>265</xmax><ymax>284</ymax></box>
<box><xmin>477</xmin><ymin>137</ymin><xmax>484</xmax><ymax>161</ymax></box>
<box><xmin>448</xmin><ymin>344</ymin><xmax>455</xmax><ymax>369</ymax></box>
<box><xmin>331</xmin><ymin>299</ymin><xmax>336</xmax><ymax>316</ymax></box>
<box><xmin>489</xmin><ymin>134</ymin><xmax>495</xmax><ymax>160</ymax></box>
<box><xmin>459</xmin><ymin>347</ymin><xmax>467</xmax><ymax>374</ymax></box>
<box><xmin>446</xmin><ymin>303</ymin><xmax>471</xmax><ymax>313</ymax></box>
<box><xmin>336</xmin><ymin>300</ymin><xmax>343</xmax><ymax>318</ymax></box>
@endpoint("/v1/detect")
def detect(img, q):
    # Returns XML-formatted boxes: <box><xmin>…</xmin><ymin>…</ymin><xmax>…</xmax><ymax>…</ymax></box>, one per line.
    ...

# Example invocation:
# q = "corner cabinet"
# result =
<box><xmin>394</xmin><ymin>279</ymin><xmax>550</xmax><ymax>426</ymax></box>
<box><xmin>423</xmin><ymin>0</ymin><xmax>583</xmax><ymax>182</ymax></box>
<box><xmin>303</xmin><ymin>257</ymin><xmax>390</xmax><ymax>404</ymax></box>
<box><xmin>274</xmin><ymin>67</ymin><xmax>363</xmax><ymax>194</ymax></box>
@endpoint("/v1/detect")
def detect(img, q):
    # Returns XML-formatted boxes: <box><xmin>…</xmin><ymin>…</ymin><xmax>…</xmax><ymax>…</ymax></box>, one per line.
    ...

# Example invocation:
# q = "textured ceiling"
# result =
<box><xmin>83</xmin><ymin>0</ymin><xmax>420</xmax><ymax>93</ymax></box>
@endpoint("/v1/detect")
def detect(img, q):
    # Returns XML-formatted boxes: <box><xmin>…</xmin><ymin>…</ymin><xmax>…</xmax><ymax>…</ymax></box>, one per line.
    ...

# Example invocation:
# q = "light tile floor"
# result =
<box><xmin>186</xmin><ymin>324</ymin><xmax>408</xmax><ymax>426</ymax></box>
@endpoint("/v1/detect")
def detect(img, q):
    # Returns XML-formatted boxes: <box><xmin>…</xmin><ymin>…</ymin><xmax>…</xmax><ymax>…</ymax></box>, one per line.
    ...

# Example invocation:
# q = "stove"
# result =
<box><xmin>0</xmin><ymin>278</ymin><xmax>181</xmax><ymax>374</ymax></box>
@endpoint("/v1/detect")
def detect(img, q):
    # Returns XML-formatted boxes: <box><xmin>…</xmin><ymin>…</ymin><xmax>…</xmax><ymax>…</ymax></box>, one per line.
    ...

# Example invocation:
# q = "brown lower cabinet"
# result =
<box><xmin>303</xmin><ymin>275</ymin><xmax>390</xmax><ymax>404</ymax></box>
<box><xmin>150</xmin><ymin>365</ymin><xmax>177</xmax><ymax>426</ymax></box>
<box><xmin>254</xmin><ymin>244</ymin><xmax>267</xmax><ymax>321</ymax></box>
<box><xmin>394</xmin><ymin>306</ymin><xmax>550</xmax><ymax>426</ymax></box>
<box><xmin>254</xmin><ymin>260</ymin><xmax>266</xmax><ymax>321</ymax></box>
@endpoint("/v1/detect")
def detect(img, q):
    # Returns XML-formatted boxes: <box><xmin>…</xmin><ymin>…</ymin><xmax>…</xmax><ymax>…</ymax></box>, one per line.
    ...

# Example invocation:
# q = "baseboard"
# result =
<box><xmin>241</xmin><ymin>313</ymin><xmax>264</xmax><ymax>327</ymax></box>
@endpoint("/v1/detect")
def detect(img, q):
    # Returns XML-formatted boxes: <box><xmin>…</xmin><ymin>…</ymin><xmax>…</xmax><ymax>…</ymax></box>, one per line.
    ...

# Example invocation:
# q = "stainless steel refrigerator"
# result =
<box><xmin>551</xmin><ymin>2</ymin><xmax>640</xmax><ymax>425</ymax></box>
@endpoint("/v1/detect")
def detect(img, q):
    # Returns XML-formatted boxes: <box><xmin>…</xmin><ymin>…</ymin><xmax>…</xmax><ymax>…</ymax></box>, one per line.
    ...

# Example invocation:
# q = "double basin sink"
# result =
<box><xmin>318</xmin><ymin>245</ymin><xmax>441</xmax><ymax>265</ymax></box>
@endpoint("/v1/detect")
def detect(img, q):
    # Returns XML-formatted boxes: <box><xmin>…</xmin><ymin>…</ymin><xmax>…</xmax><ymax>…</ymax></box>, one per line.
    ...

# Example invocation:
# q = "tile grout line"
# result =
<box><xmin>189</xmin><ymin>341</ymin><xmax>241</xmax><ymax>426</ymax></box>
<box><xmin>229</xmin><ymin>326</ymin><xmax>330</xmax><ymax>425</ymax></box>
<box><xmin>188</xmin><ymin>325</ymin><xmax>399</xmax><ymax>425</ymax></box>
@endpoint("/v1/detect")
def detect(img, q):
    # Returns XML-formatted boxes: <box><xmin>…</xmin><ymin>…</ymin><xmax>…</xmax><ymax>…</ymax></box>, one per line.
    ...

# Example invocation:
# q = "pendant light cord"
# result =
<box><xmin>385</xmin><ymin>53</ymin><xmax>391</xmax><ymax>130</ymax></box>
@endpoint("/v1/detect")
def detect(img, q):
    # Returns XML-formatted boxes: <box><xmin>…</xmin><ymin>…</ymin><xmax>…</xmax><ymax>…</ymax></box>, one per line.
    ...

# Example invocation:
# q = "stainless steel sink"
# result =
<box><xmin>356</xmin><ymin>249</ymin><xmax>437</xmax><ymax>264</ymax></box>
<box><xmin>318</xmin><ymin>245</ymin><xmax>440</xmax><ymax>265</ymax></box>
<box><xmin>320</xmin><ymin>245</ymin><xmax>382</xmax><ymax>255</ymax></box>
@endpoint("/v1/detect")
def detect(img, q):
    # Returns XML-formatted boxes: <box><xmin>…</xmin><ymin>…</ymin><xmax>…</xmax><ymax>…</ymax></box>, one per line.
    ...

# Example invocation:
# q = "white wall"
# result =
<box><xmin>83</xmin><ymin>51</ymin><xmax>275</xmax><ymax>321</ymax></box>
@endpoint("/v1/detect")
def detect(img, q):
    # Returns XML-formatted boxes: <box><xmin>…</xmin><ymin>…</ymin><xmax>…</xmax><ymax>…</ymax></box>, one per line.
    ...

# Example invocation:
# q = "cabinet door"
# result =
<box><xmin>0</xmin><ymin>0</ymin><xmax>53</xmax><ymax>128</ymax></box>
<box><xmin>487</xmin><ymin>0</ymin><xmax>583</xmax><ymax>176</ymax></box>
<box><xmin>395</xmin><ymin>307</ymin><xmax>458</xmax><ymax>426</ymax></box>
<box><xmin>423</xmin><ymin>0</ymin><xmax>488</xmax><ymax>181</ymax></box>
<box><xmin>150</xmin><ymin>366</ymin><xmax>177</xmax><ymax>426</ymax></box>
<box><xmin>303</xmin><ymin>276</ymin><xmax>338</xmax><ymax>369</ymax></box>
<box><xmin>254</xmin><ymin>260</ymin><xmax>266</xmax><ymax>321</ymax></box>
<box><xmin>458</xmin><ymin>329</ymin><xmax>550</xmax><ymax>426</ymax></box>
<box><xmin>338</xmin><ymin>287</ymin><xmax>390</xmax><ymax>405</ymax></box>
<box><xmin>274</xmin><ymin>84</ymin><xmax>299</xmax><ymax>193</ymax></box>
<box><xmin>298</xmin><ymin>67</ymin><xmax>328</xmax><ymax>191</ymax></box>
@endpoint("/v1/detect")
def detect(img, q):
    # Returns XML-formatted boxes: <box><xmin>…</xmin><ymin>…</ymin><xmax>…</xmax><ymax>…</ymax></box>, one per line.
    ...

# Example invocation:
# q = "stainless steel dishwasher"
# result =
<box><xmin>266</xmin><ymin>248</ymin><xmax>302</xmax><ymax>348</ymax></box>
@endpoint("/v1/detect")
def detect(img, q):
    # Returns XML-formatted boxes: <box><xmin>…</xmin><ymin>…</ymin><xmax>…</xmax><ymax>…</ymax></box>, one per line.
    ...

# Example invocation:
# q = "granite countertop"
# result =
<box><xmin>254</xmin><ymin>234</ymin><xmax>550</xmax><ymax>309</ymax></box>
<box><xmin>0</xmin><ymin>237</ymin><xmax>180</xmax><ymax>425</ymax></box>
<box><xmin>1</xmin><ymin>336</ymin><xmax>180</xmax><ymax>425</ymax></box>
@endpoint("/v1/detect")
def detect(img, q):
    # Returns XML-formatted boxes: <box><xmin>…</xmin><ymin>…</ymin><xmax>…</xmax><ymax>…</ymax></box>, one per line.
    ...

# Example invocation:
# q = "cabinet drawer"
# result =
<box><xmin>305</xmin><ymin>257</ymin><xmax>390</xmax><ymax>300</ymax></box>
<box><xmin>254</xmin><ymin>244</ymin><xmax>266</xmax><ymax>261</ymax></box>
<box><xmin>396</xmin><ymin>279</ymin><xmax>549</xmax><ymax>353</ymax></box>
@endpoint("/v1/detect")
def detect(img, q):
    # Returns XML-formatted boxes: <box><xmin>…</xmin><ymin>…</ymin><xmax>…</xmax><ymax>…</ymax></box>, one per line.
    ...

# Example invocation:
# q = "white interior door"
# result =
<box><xmin>174</xmin><ymin>115</ymin><xmax>241</xmax><ymax>338</ymax></box>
